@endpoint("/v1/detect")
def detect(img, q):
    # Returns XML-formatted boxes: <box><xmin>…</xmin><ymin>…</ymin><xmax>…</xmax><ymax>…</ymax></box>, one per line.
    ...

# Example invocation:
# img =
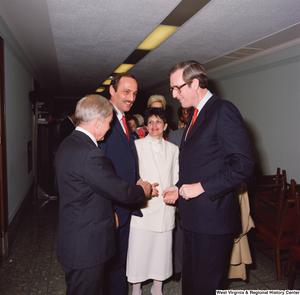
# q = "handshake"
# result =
<box><xmin>137</xmin><ymin>179</ymin><xmax>179</xmax><ymax>205</ymax></box>
<box><xmin>137</xmin><ymin>178</ymin><xmax>158</xmax><ymax>198</ymax></box>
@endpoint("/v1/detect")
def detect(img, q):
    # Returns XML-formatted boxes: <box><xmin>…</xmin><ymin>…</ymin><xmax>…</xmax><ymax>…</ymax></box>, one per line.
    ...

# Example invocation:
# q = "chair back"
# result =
<box><xmin>255</xmin><ymin>167</ymin><xmax>285</xmax><ymax>186</ymax></box>
<box><xmin>255</xmin><ymin>176</ymin><xmax>287</xmax><ymax>230</ymax></box>
<box><xmin>288</xmin><ymin>180</ymin><xmax>300</xmax><ymax>243</ymax></box>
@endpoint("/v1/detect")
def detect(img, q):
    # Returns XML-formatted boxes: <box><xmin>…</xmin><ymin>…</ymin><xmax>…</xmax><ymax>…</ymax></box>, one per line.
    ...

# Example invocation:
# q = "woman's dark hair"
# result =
<box><xmin>144</xmin><ymin>107</ymin><xmax>167</xmax><ymax>125</ymax></box>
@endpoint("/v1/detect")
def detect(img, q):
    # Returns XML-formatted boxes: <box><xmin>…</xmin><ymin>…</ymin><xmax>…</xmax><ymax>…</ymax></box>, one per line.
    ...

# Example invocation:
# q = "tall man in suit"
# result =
<box><xmin>162</xmin><ymin>61</ymin><xmax>254</xmax><ymax>294</ymax></box>
<box><xmin>55</xmin><ymin>94</ymin><xmax>152</xmax><ymax>295</ymax></box>
<box><xmin>99</xmin><ymin>73</ymin><xmax>143</xmax><ymax>295</ymax></box>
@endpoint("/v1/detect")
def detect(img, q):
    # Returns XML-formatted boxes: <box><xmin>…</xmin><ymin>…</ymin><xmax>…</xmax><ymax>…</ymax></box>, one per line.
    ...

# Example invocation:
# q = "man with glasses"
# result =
<box><xmin>126</xmin><ymin>114</ymin><xmax>140</xmax><ymax>140</ymax></box>
<box><xmin>163</xmin><ymin>60</ymin><xmax>254</xmax><ymax>295</ymax></box>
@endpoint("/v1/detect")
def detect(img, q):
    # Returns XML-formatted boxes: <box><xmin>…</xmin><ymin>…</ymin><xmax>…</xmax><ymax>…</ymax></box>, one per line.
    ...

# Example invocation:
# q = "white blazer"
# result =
<box><xmin>130</xmin><ymin>135</ymin><xmax>179</xmax><ymax>232</ymax></box>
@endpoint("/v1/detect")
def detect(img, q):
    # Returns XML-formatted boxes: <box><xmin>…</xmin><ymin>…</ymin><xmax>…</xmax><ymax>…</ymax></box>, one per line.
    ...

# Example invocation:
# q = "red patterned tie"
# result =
<box><xmin>121</xmin><ymin>115</ymin><xmax>130</xmax><ymax>141</ymax></box>
<box><xmin>186</xmin><ymin>108</ymin><xmax>199</xmax><ymax>138</ymax></box>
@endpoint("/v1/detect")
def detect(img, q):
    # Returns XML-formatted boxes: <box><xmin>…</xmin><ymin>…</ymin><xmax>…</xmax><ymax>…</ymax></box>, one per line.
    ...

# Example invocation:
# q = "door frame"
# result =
<box><xmin>0</xmin><ymin>36</ymin><xmax>8</xmax><ymax>263</ymax></box>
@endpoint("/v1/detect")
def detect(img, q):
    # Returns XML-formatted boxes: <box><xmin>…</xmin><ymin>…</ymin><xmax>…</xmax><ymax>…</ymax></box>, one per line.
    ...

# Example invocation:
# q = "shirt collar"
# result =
<box><xmin>75</xmin><ymin>126</ymin><xmax>98</xmax><ymax>147</ymax></box>
<box><xmin>195</xmin><ymin>90</ymin><xmax>213</xmax><ymax>115</ymax></box>
<box><xmin>111</xmin><ymin>102</ymin><xmax>124</xmax><ymax>122</ymax></box>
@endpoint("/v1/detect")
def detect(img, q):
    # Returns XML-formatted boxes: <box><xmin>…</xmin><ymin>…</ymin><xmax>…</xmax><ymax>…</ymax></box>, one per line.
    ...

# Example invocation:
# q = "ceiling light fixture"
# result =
<box><xmin>102</xmin><ymin>79</ymin><xmax>113</xmax><ymax>85</ymax></box>
<box><xmin>96</xmin><ymin>1</ymin><xmax>210</xmax><ymax>94</ymax></box>
<box><xmin>95</xmin><ymin>87</ymin><xmax>105</xmax><ymax>93</ymax></box>
<box><xmin>137</xmin><ymin>25</ymin><xmax>178</xmax><ymax>50</ymax></box>
<box><xmin>114</xmin><ymin>63</ymin><xmax>135</xmax><ymax>73</ymax></box>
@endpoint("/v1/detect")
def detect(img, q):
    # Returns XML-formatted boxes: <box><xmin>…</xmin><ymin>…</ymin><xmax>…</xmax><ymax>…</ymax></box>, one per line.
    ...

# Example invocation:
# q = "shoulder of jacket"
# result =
<box><xmin>135</xmin><ymin>137</ymin><xmax>147</xmax><ymax>145</ymax></box>
<box><xmin>165</xmin><ymin>140</ymin><xmax>179</xmax><ymax>152</ymax></box>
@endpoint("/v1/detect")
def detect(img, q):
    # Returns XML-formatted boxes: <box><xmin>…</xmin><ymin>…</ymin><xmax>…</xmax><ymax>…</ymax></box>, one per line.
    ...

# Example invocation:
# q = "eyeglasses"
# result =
<box><xmin>169</xmin><ymin>83</ymin><xmax>187</xmax><ymax>94</ymax></box>
<box><xmin>182</xmin><ymin>108</ymin><xmax>192</xmax><ymax>114</ymax></box>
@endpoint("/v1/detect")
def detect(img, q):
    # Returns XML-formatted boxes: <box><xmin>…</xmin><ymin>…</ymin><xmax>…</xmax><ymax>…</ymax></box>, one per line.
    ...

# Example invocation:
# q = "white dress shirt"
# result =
<box><xmin>76</xmin><ymin>126</ymin><xmax>98</xmax><ymax>147</ymax></box>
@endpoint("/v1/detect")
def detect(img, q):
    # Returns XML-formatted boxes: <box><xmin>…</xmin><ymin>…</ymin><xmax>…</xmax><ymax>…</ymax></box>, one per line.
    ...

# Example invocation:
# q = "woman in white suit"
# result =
<box><xmin>127</xmin><ymin>108</ymin><xmax>179</xmax><ymax>295</ymax></box>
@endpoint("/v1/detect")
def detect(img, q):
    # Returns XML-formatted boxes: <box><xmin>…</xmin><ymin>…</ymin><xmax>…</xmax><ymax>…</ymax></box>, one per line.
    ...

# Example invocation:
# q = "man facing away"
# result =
<box><xmin>54</xmin><ymin>94</ymin><xmax>152</xmax><ymax>295</ymax></box>
<box><xmin>99</xmin><ymin>73</ymin><xmax>146</xmax><ymax>295</ymax></box>
<box><xmin>163</xmin><ymin>61</ymin><xmax>254</xmax><ymax>295</ymax></box>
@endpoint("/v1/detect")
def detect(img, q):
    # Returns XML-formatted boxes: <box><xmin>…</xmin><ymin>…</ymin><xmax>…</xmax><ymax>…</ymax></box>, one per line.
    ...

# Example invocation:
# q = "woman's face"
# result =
<box><xmin>147</xmin><ymin>115</ymin><xmax>167</xmax><ymax>140</ymax></box>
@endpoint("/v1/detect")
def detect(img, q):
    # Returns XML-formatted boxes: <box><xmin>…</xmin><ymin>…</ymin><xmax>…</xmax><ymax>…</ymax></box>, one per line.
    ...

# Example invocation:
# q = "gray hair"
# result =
<box><xmin>168</xmin><ymin>60</ymin><xmax>208</xmax><ymax>89</ymax></box>
<box><xmin>147</xmin><ymin>94</ymin><xmax>166</xmax><ymax>110</ymax></box>
<box><xmin>75</xmin><ymin>94</ymin><xmax>113</xmax><ymax>124</ymax></box>
<box><xmin>133</xmin><ymin>114</ymin><xmax>144</xmax><ymax>126</ymax></box>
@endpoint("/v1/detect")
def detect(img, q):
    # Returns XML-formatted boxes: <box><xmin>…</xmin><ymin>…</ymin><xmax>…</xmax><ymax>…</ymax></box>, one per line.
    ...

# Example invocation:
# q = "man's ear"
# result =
<box><xmin>191</xmin><ymin>78</ymin><xmax>200</xmax><ymax>90</ymax></box>
<box><xmin>109</xmin><ymin>85</ymin><xmax>115</xmax><ymax>97</ymax></box>
<box><xmin>164</xmin><ymin>123</ymin><xmax>168</xmax><ymax>131</ymax></box>
<box><xmin>95</xmin><ymin>117</ymin><xmax>101</xmax><ymax>128</ymax></box>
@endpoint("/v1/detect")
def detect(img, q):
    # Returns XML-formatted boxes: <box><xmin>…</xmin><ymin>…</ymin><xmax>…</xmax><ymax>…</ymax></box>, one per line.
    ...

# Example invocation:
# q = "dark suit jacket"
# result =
<box><xmin>54</xmin><ymin>130</ymin><xmax>145</xmax><ymax>269</ymax></box>
<box><xmin>178</xmin><ymin>94</ymin><xmax>254</xmax><ymax>235</ymax></box>
<box><xmin>99</xmin><ymin>112</ymin><xmax>140</xmax><ymax>227</ymax></box>
<box><xmin>60</xmin><ymin>116</ymin><xmax>75</xmax><ymax>142</ymax></box>
<box><xmin>168</xmin><ymin>126</ymin><xmax>185</xmax><ymax>147</ymax></box>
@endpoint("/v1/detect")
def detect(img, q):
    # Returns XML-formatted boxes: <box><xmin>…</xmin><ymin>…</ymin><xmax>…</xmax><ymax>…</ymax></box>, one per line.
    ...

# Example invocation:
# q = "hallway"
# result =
<box><xmin>0</xmin><ymin>198</ymin><xmax>299</xmax><ymax>294</ymax></box>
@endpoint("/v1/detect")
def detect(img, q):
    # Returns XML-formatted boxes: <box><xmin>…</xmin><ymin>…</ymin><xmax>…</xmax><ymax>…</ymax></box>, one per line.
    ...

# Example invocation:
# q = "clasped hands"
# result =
<box><xmin>162</xmin><ymin>182</ymin><xmax>205</xmax><ymax>204</ymax></box>
<box><xmin>138</xmin><ymin>180</ymin><xmax>205</xmax><ymax>204</ymax></box>
<box><xmin>137</xmin><ymin>178</ymin><xmax>159</xmax><ymax>197</ymax></box>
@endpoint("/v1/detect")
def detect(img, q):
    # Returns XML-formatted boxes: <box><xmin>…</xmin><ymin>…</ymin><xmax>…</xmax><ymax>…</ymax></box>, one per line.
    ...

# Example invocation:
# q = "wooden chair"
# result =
<box><xmin>255</xmin><ymin>167</ymin><xmax>285</xmax><ymax>187</ymax></box>
<box><xmin>251</xmin><ymin>176</ymin><xmax>296</xmax><ymax>281</ymax></box>
<box><xmin>282</xmin><ymin>180</ymin><xmax>300</xmax><ymax>289</ymax></box>
<box><xmin>253</xmin><ymin>170</ymin><xmax>287</xmax><ymax>212</ymax></box>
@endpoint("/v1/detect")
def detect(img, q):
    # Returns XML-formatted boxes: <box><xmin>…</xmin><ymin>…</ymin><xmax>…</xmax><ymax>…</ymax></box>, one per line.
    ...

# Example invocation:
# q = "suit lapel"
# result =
<box><xmin>160</xmin><ymin>139</ymin><xmax>172</xmax><ymax>184</ymax></box>
<box><xmin>142</xmin><ymin>136</ymin><xmax>162</xmax><ymax>183</ymax></box>
<box><xmin>144</xmin><ymin>136</ymin><xmax>167</xmax><ymax>186</ymax></box>
<box><xmin>181</xmin><ymin>95</ymin><xmax>219</xmax><ymax>150</ymax></box>
<box><xmin>113</xmin><ymin>112</ymin><xmax>130</xmax><ymax>145</ymax></box>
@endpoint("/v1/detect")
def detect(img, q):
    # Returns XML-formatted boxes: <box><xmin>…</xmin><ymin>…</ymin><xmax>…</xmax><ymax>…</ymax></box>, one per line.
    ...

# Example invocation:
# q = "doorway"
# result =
<box><xmin>0</xmin><ymin>36</ymin><xmax>8</xmax><ymax>263</ymax></box>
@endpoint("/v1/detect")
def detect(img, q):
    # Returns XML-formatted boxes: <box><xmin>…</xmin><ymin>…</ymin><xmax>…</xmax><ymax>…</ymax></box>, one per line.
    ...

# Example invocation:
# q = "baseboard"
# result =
<box><xmin>3</xmin><ymin>183</ymin><xmax>34</xmax><ymax>260</ymax></box>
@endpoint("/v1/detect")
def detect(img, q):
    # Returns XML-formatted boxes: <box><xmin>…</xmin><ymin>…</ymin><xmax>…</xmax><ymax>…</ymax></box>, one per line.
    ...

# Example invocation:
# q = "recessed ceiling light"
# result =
<box><xmin>137</xmin><ymin>25</ymin><xmax>178</xmax><ymax>50</ymax></box>
<box><xmin>114</xmin><ymin>64</ymin><xmax>135</xmax><ymax>73</ymax></box>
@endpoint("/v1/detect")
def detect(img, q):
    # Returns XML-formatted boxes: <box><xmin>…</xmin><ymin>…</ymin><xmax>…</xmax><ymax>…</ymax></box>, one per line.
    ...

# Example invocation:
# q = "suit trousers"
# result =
<box><xmin>104</xmin><ymin>218</ymin><xmax>131</xmax><ymax>295</ymax></box>
<box><xmin>182</xmin><ymin>229</ymin><xmax>233</xmax><ymax>295</ymax></box>
<box><xmin>61</xmin><ymin>263</ymin><xmax>104</xmax><ymax>295</ymax></box>
<box><xmin>173</xmin><ymin>210</ymin><xmax>183</xmax><ymax>273</ymax></box>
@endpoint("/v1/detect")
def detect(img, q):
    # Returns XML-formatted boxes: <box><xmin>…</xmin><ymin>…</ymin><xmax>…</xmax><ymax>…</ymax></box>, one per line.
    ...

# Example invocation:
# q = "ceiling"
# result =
<box><xmin>0</xmin><ymin>0</ymin><xmax>299</xmax><ymax>101</ymax></box>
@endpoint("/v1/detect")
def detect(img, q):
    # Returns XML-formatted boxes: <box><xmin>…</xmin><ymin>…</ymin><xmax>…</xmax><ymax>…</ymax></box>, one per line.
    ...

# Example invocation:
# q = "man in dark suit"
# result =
<box><xmin>59</xmin><ymin>111</ymin><xmax>76</xmax><ymax>143</ymax></box>
<box><xmin>99</xmin><ymin>73</ymin><xmax>143</xmax><ymax>295</ymax></box>
<box><xmin>168</xmin><ymin>106</ymin><xmax>193</xmax><ymax>147</ymax></box>
<box><xmin>55</xmin><ymin>94</ymin><xmax>152</xmax><ymax>295</ymax></box>
<box><xmin>163</xmin><ymin>61</ymin><xmax>254</xmax><ymax>294</ymax></box>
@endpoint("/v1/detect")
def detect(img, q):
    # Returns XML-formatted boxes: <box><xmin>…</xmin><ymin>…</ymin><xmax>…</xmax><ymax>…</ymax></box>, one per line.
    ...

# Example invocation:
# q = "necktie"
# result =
<box><xmin>121</xmin><ymin>115</ymin><xmax>130</xmax><ymax>141</ymax></box>
<box><xmin>186</xmin><ymin>108</ymin><xmax>199</xmax><ymax>138</ymax></box>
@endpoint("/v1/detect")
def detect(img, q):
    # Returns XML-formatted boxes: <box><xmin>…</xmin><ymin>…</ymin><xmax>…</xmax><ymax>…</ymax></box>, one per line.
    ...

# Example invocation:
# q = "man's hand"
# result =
<box><xmin>151</xmin><ymin>182</ymin><xmax>159</xmax><ymax>197</ymax></box>
<box><xmin>162</xmin><ymin>186</ymin><xmax>179</xmax><ymax>204</ymax></box>
<box><xmin>114</xmin><ymin>212</ymin><xmax>119</xmax><ymax>229</ymax></box>
<box><xmin>179</xmin><ymin>182</ymin><xmax>205</xmax><ymax>200</ymax></box>
<box><xmin>137</xmin><ymin>178</ymin><xmax>152</xmax><ymax>197</ymax></box>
